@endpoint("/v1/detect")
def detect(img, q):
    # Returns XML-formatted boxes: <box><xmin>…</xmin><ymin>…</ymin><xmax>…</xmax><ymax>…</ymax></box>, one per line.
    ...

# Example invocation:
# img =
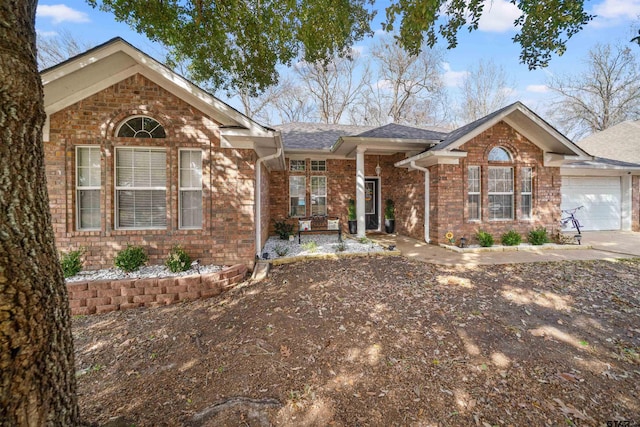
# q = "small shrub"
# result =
<box><xmin>334</xmin><ymin>241</ymin><xmax>346</xmax><ymax>252</ymax></box>
<box><xmin>501</xmin><ymin>230</ymin><xmax>522</xmax><ymax>246</ymax></box>
<box><xmin>301</xmin><ymin>240</ymin><xmax>318</xmax><ymax>253</ymax></box>
<box><xmin>384</xmin><ymin>199</ymin><xmax>395</xmax><ymax>220</ymax></box>
<box><xmin>165</xmin><ymin>245</ymin><xmax>191</xmax><ymax>273</ymax></box>
<box><xmin>347</xmin><ymin>199</ymin><xmax>356</xmax><ymax>221</ymax></box>
<box><xmin>60</xmin><ymin>248</ymin><xmax>84</xmax><ymax>278</ymax></box>
<box><xmin>274</xmin><ymin>244</ymin><xmax>289</xmax><ymax>257</ymax></box>
<box><xmin>358</xmin><ymin>236</ymin><xmax>373</xmax><ymax>244</ymax></box>
<box><xmin>528</xmin><ymin>227</ymin><xmax>549</xmax><ymax>245</ymax></box>
<box><xmin>475</xmin><ymin>230</ymin><xmax>494</xmax><ymax>247</ymax></box>
<box><xmin>273</xmin><ymin>219</ymin><xmax>294</xmax><ymax>240</ymax></box>
<box><xmin>114</xmin><ymin>245</ymin><xmax>148</xmax><ymax>272</ymax></box>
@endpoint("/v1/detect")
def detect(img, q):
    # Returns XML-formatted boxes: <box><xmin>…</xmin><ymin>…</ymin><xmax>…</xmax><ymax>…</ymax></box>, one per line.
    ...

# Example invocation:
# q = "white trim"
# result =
<box><xmin>114</xmin><ymin>146</ymin><xmax>167</xmax><ymax>230</ymax></box>
<box><xmin>488</xmin><ymin>166</ymin><xmax>514</xmax><ymax>221</ymax></box>
<box><xmin>42</xmin><ymin>39</ymin><xmax>271</xmax><ymax>135</ymax></box>
<box><xmin>288</xmin><ymin>175</ymin><xmax>306</xmax><ymax>217</ymax></box>
<box><xmin>178</xmin><ymin>148</ymin><xmax>203</xmax><ymax>230</ymax></box>
<box><xmin>75</xmin><ymin>146</ymin><xmax>101</xmax><ymax>231</ymax></box>
<box><xmin>467</xmin><ymin>166</ymin><xmax>481</xmax><ymax>221</ymax></box>
<box><xmin>409</xmin><ymin>162</ymin><xmax>430</xmax><ymax>243</ymax></box>
<box><xmin>356</xmin><ymin>147</ymin><xmax>366</xmax><ymax>237</ymax></box>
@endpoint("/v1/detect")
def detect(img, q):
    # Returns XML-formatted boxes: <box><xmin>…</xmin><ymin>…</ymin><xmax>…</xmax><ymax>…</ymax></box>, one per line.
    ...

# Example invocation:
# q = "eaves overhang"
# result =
<box><xmin>332</xmin><ymin>136</ymin><xmax>440</xmax><ymax>158</ymax></box>
<box><xmin>395</xmin><ymin>150</ymin><xmax>468</xmax><ymax>168</ymax></box>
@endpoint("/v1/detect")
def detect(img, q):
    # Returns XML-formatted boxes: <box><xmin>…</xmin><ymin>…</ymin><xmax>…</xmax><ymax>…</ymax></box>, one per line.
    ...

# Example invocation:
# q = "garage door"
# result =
<box><xmin>561</xmin><ymin>176</ymin><xmax>621</xmax><ymax>231</ymax></box>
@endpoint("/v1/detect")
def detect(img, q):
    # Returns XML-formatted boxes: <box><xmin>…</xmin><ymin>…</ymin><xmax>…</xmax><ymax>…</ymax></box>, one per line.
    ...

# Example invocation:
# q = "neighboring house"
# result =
<box><xmin>41</xmin><ymin>38</ymin><xmax>640</xmax><ymax>271</ymax></box>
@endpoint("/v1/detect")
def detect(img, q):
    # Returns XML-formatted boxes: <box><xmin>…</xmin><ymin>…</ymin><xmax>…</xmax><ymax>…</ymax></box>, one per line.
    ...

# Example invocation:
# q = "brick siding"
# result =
<box><xmin>45</xmin><ymin>74</ymin><xmax>259</xmax><ymax>269</ymax></box>
<box><xmin>267</xmin><ymin>122</ymin><xmax>562</xmax><ymax>245</ymax></box>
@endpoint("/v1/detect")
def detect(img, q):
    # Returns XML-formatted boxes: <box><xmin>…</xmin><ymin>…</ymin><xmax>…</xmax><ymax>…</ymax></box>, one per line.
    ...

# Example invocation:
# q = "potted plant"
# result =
<box><xmin>273</xmin><ymin>218</ymin><xmax>294</xmax><ymax>240</ymax></box>
<box><xmin>347</xmin><ymin>198</ymin><xmax>357</xmax><ymax>234</ymax></box>
<box><xmin>384</xmin><ymin>199</ymin><xmax>395</xmax><ymax>234</ymax></box>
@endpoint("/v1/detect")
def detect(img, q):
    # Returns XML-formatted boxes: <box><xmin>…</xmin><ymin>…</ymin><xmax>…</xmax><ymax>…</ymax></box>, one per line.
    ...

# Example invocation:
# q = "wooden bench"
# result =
<box><xmin>297</xmin><ymin>215</ymin><xmax>342</xmax><ymax>244</ymax></box>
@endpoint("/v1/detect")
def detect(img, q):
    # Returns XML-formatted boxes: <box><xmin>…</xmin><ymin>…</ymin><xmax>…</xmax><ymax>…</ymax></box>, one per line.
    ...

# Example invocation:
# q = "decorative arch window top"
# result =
<box><xmin>117</xmin><ymin>116</ymin><xmax>166</xmax><ymax>138</ymax></box>
<box><xmin>488</xmin><ymin>146</ymin><xmax>512</xmax><ymax>162</ymax></box>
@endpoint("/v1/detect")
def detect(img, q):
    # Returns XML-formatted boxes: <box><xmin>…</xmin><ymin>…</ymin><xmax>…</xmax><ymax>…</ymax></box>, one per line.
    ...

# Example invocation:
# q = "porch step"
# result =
<box><xmin>251</xmin><ymin>260</ymin><xmax>271</xmax><ymax>282</ymax></box>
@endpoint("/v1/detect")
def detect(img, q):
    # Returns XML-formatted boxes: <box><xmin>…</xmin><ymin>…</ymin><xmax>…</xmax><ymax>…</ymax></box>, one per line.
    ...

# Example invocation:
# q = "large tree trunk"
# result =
<box><xmin>0</xmin><ymin>1</ymin><xmax>79</xmax><ymax>425</ymax></box>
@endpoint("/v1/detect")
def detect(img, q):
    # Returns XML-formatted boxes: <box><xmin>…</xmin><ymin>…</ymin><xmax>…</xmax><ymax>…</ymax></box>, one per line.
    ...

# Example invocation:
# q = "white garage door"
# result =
<box><xmin>561</xmin><ymin>176</ymin><xmax>621</xmax><ymax>231</ymax></box>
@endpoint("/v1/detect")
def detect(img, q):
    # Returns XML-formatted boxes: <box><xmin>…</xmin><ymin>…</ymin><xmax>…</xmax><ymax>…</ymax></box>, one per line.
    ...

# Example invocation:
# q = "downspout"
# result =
<box><xmin>409</xmin><ymin>161</ymin><xmax>430</xmax><ymax>243</ymax></box>
<box><xmin>255</xmin><ymin>132</ymin><xmax>283</xmax><ymax>259</ymax></box>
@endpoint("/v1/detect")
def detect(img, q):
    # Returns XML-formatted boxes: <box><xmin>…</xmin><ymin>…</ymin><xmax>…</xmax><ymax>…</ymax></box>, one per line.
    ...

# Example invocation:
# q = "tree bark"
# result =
<box><xmin>0</xmin><ymin>1</ymin><xmax>79</xmax><ymax>425</ymax></box>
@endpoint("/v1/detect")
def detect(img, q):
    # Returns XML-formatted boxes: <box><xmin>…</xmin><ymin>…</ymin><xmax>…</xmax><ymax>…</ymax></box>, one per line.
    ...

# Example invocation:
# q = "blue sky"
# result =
<box><xmin>36</xmin><ymin>0</ymin><xmax>640</xmax><ymax>117</ymax></box>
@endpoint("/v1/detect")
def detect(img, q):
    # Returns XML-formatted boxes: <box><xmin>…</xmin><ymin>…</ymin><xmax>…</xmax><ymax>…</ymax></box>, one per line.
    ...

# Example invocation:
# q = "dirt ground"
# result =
<box><xmin>73</xmin><ymin>256</ymin><xmax>640</xmax><ymax>426</ymax></box>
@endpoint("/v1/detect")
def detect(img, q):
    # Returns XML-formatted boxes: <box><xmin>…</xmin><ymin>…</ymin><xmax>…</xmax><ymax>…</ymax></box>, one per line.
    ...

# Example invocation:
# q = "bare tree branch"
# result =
<box><xmin>547</xmin><ymin>43</ymin><xmax>640</xmax><ymax>139</ymax></box>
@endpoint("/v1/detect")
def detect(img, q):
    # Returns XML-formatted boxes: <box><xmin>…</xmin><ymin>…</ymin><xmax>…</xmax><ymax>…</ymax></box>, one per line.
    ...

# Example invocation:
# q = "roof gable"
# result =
<box><xmin>41</xmin><ymin>37</ymin><xmax>273</xmax><ymax>143</ymax></box>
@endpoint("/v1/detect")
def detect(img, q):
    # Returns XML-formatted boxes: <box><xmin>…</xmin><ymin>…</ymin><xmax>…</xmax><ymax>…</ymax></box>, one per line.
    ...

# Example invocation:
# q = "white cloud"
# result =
<box><xmin>593</xmin><ymin>0</ymin><xmax>640</xmax><ymax>19</ymax></box>
<box><xmin>526</xmin><ymin>84</ymin><xmax>549</xmax><ymax>93</ymax></box>
<box><xmin>477</xmin><ymin>0</ymin><xmax>521</xmax><ymax>33</ymax></box>
<box><xmin>36</xmin><ymin>29</ymin><xmax>59</xmax><ymax>37</ymax></box>
<box><xmin>37</xmin><ymin>4</ymin><xmax>90</xmax><ymax>24</ymax></box>
<box><xmin>441</xmin><ymin>62</ymin><xmax>468</xmax><ymax>87</ymax></box>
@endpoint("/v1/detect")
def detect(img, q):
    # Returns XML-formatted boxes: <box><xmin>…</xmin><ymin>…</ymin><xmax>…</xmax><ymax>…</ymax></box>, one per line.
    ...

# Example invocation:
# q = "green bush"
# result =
<box><xmin>165</xmin><ymin>245</ymin><xmax>191</xmax><ymax>273</ymax></box>
<box><xmin>501</xmin><ymin>230</ymin><xmax>522</xmax><ymax>246</ymax></box>
<box><xmin>384</xmin><ymin>199</ymin><xmax>395</xmax><ymax>220</ymax></box>
<box><xmin>274</xmin><ymin>244</ymin><xmax>289</xmax><ymax>257</ymax></box>
<box><xmin>301</xmin><ymin>240</ymin><xmax>318</xmax><ymax>253</ymax></box>
<box><xmin>273</xmin><ymin>219</ymin><xmax>294</xmax><ymax>240</ymax></box>
<box><xmin>475</xmin><ymin>230</ymin><xmax>494</xmax><ymax>247</ymax></box>
<box><xmin>60</xmin><ymin>248</ymin><xmax>84</xmax><ymax>278</ymax></box>
<box><xmin>114</xmin><ymin>245</ymin><xmax>148</xmax><ymax>272</ymax></box>
<box><xmin>347</xmin><ymin>199</ymin><xmax>356</xmax><ymax>221</ymax></box>
<box><xmin>528</xmin><ymin>227</ymin><xmax>549</xmax><ymax>245</ymax></box>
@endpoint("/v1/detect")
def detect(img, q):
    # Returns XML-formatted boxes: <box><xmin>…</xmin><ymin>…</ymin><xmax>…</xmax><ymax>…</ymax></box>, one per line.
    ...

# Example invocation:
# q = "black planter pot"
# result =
<box><xmin>384</xmin><ymin>219</ymin><xmax>395</xmax><ymax>234</ymax></box>
<box><xmin>348</xmin><ymin>220</ymin><xmax>357</xmax><ymax>234</ymax></box>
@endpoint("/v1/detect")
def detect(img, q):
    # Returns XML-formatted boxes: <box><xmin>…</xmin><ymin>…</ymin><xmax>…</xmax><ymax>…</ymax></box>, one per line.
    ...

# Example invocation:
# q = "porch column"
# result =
<box><xmin>356</xmin><ymin>146</ymin><xmax>366</xmax><ymax>237</ymax></box>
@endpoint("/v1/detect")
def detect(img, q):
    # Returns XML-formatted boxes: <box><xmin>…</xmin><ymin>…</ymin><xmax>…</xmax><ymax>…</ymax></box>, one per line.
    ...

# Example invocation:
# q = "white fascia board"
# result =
<box><xmin>561</xmin><ymin>164</ymin><xmax>640</xmax><ymax>176</ymax></box>
<box><xmin>44</xmin><ymin>64</ymin><xmax>141</xmax><ymax>114</ymax></box>
<box><xmin>394</xmin><ymin>150</ymin><xmax>467</xmax><ymax>168</ymax></box>
<box><xmin>42</xmin><ymin>39</ymin><xmax>270</xmax><ymax>135</ymax></box>
<box><xmin>543</xmin><ymin>153</ymin><xmax>587</xmax><ymax>167</ymax></box>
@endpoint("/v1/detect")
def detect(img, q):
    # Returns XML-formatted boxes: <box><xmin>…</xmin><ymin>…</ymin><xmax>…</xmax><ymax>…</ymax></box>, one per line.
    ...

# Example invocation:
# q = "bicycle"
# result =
<box><xmin>560</xmin><ymin>205</ymin><xmax>584</xmax><ymax>244</ymax></box>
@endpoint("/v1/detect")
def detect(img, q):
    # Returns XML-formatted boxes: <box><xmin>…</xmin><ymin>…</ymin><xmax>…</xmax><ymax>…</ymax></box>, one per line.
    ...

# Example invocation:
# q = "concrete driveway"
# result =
<box><xmin>583</xmin><ymin>231</ymin><xmax>640</xmax><ymax>257</ymax></box>
<box><xmin>371</xmin><ymin>231</ymin><xmax>640</xmax><ymax>266</ymax></box>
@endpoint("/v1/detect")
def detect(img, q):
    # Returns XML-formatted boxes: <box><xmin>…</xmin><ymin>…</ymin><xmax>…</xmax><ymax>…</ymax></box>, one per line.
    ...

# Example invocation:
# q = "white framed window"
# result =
<box><xmin>76</xmin><ymin>146</ymin><xmax>101</xmax><ymax>230</ymax></box>
<box><xmin>311</xmin><ymin>160</ymin><xmax>326</xmax><ymax>171</ymax></box>
<box><xmin>468</xmin><ymin>166</ymin><xmax>481</xmax><ymax>220</ymax></box>
<box><xmin>488</xmin><ymin>146</ymin><xmax>512</xmax><ymax>162</ymax></box>
<box><xmin>289</xmin><ymin>159</ymin><xmax>306</xmax><ymax>172</ymax></box>
<box><xmin>179</xmin><ymin>149</ymin><xmax>203</xmax><ymax>229</ymax></box>
<box><xmin>116</xmin><ymin>116</ymin><xmax>166</xmax><ymax>138</ymax></box>
<box><xmin>521</xmin><ymin>167</ymin><xmax>532</xmax><ymax>220</ymax></box>
<box><xmin>488</xmin><ymin>167</ymin><xmax>513</xmax><ymax>220</ymax></box>
<box><xmin>311</xmin><ymin>176</ymin><xmax>327</xmax><ymax>215</ymax></box>
<box><xmin>115</xmin><ymin>147</ymin><xmax>167</xmax><ymax>229</ymax></box>
<box><xmin>289</xmin><ymin>176</ymin><xmax>306</xmax><ymax>217</ymax></box>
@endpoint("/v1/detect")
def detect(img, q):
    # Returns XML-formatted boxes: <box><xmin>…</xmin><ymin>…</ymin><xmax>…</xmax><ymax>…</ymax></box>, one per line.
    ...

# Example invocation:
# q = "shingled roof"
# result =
<box><xmin>355</xmin><ymin>123</ymin><xmax>449</xmax><ymax>140</ymax></box>
<box><xmin>577</xmin><ymin>120</ymin><xmax>640</xmax><ymax>163</ymax></box>
<box><xmin>275</xmin><ymin>123</ymin><xmax>374</xmax><ymax>150</ymax></box>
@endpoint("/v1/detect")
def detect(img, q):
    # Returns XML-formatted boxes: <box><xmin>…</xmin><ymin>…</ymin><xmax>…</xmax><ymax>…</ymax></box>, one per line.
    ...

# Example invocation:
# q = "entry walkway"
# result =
<box><xmin>370</xmin><ymin>231</ymin><xmax>640</xmax><ymax>265</ymax></box>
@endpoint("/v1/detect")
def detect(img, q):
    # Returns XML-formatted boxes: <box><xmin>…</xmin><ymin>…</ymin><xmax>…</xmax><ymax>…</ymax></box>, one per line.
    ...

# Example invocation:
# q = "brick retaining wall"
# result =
<box><xmin>67</xmin><ymin>264</ymin><xmax>248</xmax><ymax>315</ymax></box>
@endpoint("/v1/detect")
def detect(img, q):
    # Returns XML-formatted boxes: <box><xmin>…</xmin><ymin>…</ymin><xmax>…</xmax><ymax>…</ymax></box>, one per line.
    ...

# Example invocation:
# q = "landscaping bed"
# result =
<box><xmin>74</xmin><ymin>256</ymin><xmax>639</xmax><ymax>426</ymax></box>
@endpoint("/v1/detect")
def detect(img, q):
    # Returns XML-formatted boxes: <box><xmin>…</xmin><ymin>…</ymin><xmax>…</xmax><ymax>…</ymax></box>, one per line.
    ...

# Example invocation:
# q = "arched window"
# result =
<box><xmin>117</xmin><ymin>116</ymin><xmax>166</xmax><ymax>138</ymax></box>
<box><xmin>488</xmin><ymin>146</ymin><xmax>512</xmax><ymax>162</ymax></box>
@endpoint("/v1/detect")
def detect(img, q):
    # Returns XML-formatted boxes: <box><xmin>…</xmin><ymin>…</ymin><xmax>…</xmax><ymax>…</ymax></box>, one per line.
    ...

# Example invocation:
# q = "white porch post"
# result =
<box><xmin>356</xmin><ymin>147</ymin><xmax>366</xmax><ymax>237</ymax></box>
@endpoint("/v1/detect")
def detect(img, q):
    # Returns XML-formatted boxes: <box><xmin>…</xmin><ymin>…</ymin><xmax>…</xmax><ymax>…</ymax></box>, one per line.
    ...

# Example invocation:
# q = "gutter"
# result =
<box><xmin>255</xmin><ymin>132</ymin><xmax>283</xmax><ymax>259</ymax></box>
<box><xmin>409</xmin><ymin>161</ymin><xmax>431</xmax><ymax>243</ymax></box>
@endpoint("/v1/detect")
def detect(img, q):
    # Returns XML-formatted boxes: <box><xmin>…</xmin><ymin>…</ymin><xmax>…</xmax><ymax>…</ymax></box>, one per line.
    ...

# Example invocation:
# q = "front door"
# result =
<box><xmin>365</xmin><ymin>178</ymin><xmax>379</xmax><ymax>230</ymax></box>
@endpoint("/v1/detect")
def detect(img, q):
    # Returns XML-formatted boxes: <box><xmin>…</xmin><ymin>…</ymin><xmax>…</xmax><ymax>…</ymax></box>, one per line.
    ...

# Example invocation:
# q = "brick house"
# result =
<box><xmin>42</xmin><ymin>39</ymin><xmax>640</xmax><ymax>270</ymax></box>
